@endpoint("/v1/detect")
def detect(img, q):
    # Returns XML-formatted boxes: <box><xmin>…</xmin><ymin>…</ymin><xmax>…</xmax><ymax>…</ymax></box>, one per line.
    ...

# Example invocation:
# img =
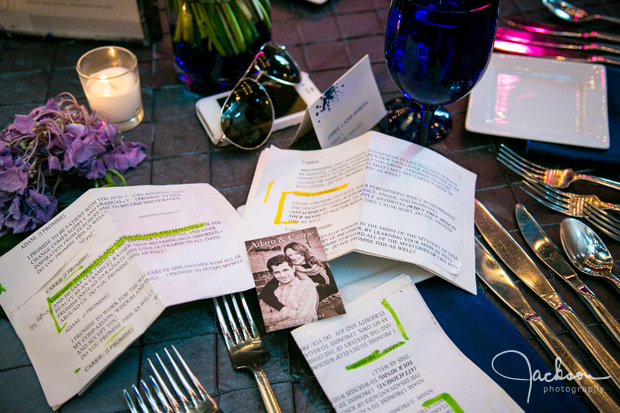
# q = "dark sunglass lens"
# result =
<box><xmin>256</xmin><ymin>42</ymin><xmax>301</xmax><ymax>85</ymax></box>
<box><xmin>220</xmin><ymin>79</ymin><xmax>274</xmax><ymax>149</ymax></box>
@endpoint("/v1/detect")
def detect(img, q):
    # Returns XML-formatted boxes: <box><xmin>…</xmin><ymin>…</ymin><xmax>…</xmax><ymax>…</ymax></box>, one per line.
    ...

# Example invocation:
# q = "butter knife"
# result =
<box><xmin>497</xmin><ymin>27</ymin><xmax>620</xmax><ymax>56</ymax></box>
<box><xmin>475</xmin><ymin>239</ymin><xmax>620</xmax><ymax>412</ymax></box>
<box><xmin>475</xmin><ymin>199</ymin><xmax>620</xmax><ymax>389</ymax></box>
<box><xmin>503</xmin><ymin>16</ymin><xmax>620</xmax><ymax>44</ymax></box>
<box><xmin>515</xmin><ymin>204</ymin><xmax>620</xmax><ymax>346</ymax></box>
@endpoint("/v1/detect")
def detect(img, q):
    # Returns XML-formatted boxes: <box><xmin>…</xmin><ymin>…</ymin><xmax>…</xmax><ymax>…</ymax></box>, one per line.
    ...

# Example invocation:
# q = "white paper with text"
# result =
<box><xmin>243</xmin><ymin>131</ymin><xmax>476</xmax><ymax>294</ymax></box>
<box><xmin>291</xmin><ymin>276</ymin><xmax>522</xmax><ymax>413</ymax></box>
<box><xmin>0</xmin><ymin>184</ymin><xmax>254</xmax><ymax>407</ymax></box>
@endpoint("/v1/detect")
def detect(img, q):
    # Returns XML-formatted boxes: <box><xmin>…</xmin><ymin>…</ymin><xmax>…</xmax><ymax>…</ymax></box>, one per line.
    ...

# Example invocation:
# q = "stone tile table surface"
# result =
<box><xmin>1</xmin><ymin>0</ymin><xmax>620</xmax><ymax>411</ymax></box>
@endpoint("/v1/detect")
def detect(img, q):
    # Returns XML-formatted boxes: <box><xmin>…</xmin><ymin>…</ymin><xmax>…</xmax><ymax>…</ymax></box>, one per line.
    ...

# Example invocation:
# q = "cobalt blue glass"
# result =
<box><xmin>384</xmin><ymin>0</ymin><xmax>499</xmax><ymax>146</ymax></box>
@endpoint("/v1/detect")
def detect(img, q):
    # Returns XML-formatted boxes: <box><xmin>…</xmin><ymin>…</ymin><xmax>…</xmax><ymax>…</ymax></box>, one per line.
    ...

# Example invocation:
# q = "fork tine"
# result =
<box><xmin>499</xmin><ymin>144</ymin><xmax>548</xmax><ymax>174</ymax></box>
<box><xmin>154</xmin><ymin>352</ymin><xmax>192</xmax><ymax>411</ymax></box>
<box><xmin>170</xmin><ymin>345</ymin><xmax>212</xmax><ymax>405</ymax></box>
<box><xmin>586</xmin><ymin>203</ymin><xmax>620</xmax><ymax>228</ymax></box>
<box><xmin>231</xmin><ymin>293</ymin><xmax>253</xmax><ymax>341</ymax></box>
<box><xmin>148</xmin><ymin>357</ymin><xmax>181</xmax><ymax>412</ymax></box>
<box><xmin>124</xmin><ymin>388</ymin><xmax>141</xmax><ymax>413</ymax></box>
<box><xmin>586</xmin><ymin>216</ymin><xmax>620</xmax><ymax>242</ymax></box>
<box><xmin>221</xmin><ymin>295</ymin><xmax>244</xmax><ymax>345</ymax></box>
<box><xmin>140</xmin><ymin>379</ymin><xmax>165</xmax><ymax>413</ymax></box>
<box><xmin>521</xmin><ymin>180</ymin><xmax>576</xmax><ymax>215</ymax></box>
<box><xmin>163</xmin><ymin>346</ymin><xmax>203</xmax><ymax>409</ymax></box>
<box><xmin>497</xmin><ymin>150</ymin><xmax>541</xmax><ymax>181</ymax></box>
<box><xmin>521</xmin><ymin>186</ymin><xmax>574</xmax><ymax>216</ymax></box>
<box><xmin>523</xmin><ymin>180</ymin><xmax>571</xmax><ymax>205</ymax></box>
<box><xmin>585</xmin><ymin>204</ymin><xmax>620</xmax><ymax>241</ymax></box>
<box><xmin>238</xmin><ymin>292</ymin><xmax>260</xmax><ymax>337</ymax></box>
<box><xmin>498</xmin><ymin>146</ymin><xmax>547</xmax><ymax>180</ymax></box>
<box><xmin>214</xmin><ymin>297</ymin><xmax>235</xmax><ymax>351</ymax></box>
<box><xmin>146</xmin><ymin>376</ymin><xmax>173</xmax><ymax>413</ymax></box>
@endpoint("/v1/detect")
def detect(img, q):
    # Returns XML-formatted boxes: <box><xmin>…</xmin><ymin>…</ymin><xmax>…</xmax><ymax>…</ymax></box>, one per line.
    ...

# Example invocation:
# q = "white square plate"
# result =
<box><xmin>466</xmin><ymin>53</ymin><xmax>609</xmax><ymax>149</ymax></box>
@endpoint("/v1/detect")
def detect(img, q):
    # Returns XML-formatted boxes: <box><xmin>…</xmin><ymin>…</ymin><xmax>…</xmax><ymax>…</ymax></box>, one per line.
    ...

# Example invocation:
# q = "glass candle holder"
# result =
<box><xmin>76</xmin><ymin>46</ymin><xmax>144</xmax><ymax>132</ymax></box>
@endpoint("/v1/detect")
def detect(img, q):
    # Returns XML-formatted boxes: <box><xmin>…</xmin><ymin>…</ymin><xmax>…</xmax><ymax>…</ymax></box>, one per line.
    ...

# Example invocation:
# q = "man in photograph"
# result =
<box><xmin>260</xmin><ymin>254</ymin><xmax>319</xmax><ymax>332</ymax></box>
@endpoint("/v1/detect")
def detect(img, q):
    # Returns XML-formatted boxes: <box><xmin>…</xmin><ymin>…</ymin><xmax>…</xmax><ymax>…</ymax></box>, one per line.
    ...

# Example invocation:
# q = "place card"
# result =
<box><xmin>291</xmin><ymin>275</ymin><xmax>522</xmax><ymax>412</ymax></box>
<box><xmin>294</xmin><ymin>55</ymin><xmax>386</xmax><ymax>148</ymax></box>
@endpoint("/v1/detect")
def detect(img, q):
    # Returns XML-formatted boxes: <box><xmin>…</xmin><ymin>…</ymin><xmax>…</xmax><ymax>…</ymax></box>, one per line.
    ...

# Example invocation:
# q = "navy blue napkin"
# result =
<box><xmin>522</xmin><ymin>66</ymin><xmax>620</xmax><ymax>170</ymax></box>
<box><xmin>417</xmin><ymin>277</ymin><xmax>586</xmax><ymax>412</ymax></box>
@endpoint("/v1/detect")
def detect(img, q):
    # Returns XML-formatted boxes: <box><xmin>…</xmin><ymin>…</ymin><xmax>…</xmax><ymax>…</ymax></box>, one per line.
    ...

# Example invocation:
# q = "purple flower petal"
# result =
<box><xmin>7</xmin><ymin>197</ymin><xmax>21</xmax><ymax>218</ymax></box>
<box><xmin>48</xmin><ymin>156</ymin><xmax>62</xmax><ymax>172</ymax></box>
<box><xmin>26</xmin><ymin>190</ymin><xmax>57</xmax><ymax>222</ymax></box>
<box><xmin>83</xmin><ymin>159</ymin><xmax>106</xmax><ymax>180</ymax></box>
<box><xmin>63</xmin><ymin>136</ymin><xmax>105</xmax><ymax>170</ymax></box>
<box><xmin>65</xmin><ymin>123</ymin><xmax>88</xmax><ymax>139</ymax></box>
<box><xmin>0</xmin><ymin>167</ymin><xmax>28</xmax><ymax>194</ymax></box>
<box><xmin>102</xmin><ymin>142</ymin><xmax>147</xmax><ymax>172</ymax></box>
<box><xmin>13</xmin><ymin>114</ymin><xmax>36</xmax><ymax>134</ymax></box>
<box><xmin>5</xmin><ymin>214</ymin><xmax>31</xmax><ymax>233</ymax></box>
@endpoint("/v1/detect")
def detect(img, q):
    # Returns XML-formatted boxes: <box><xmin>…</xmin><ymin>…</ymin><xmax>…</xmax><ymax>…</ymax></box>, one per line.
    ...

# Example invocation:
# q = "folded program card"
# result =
<box><xmin>291</xmin><ymin>275</ymin><xmax>523</xmax><ymax>413</ymax></box>
<box><xmin>0</xmin><ymin>184</ymin><xmax>254</xmax><ymax>408</ymax></box>
<box><xmin>244</xmin><ymin>131</ymin><xmax>477</xmax><ymax>294</ymax></box>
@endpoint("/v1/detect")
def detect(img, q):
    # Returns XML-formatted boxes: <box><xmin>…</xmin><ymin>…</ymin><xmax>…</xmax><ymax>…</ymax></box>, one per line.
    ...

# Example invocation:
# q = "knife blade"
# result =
<box><xmin>475</xmin><ymin>239</ymin><xmax>620</xmax><ymax>412</ymax></box>
<box><xmin>503</xmin><ymin>16</ymin><xmax>620</xmax><ymax>44</ymax></box>
<box><xmin>497</xmin><ymin>27</ymin><xmax>620</xmax><ymax>56</ymax></box>
<box><xmin>475</xmin><ymin>199</ymin><xmax>620</xmax><ymax>389</ymax></box>
<box><xmin>515</xmin><ymin>204</ymin><xmax>620</xmax><ymax>346</ymax></box>
<box><xmin>493</xmin><ymin>39</ymin><xmax>620</xmax><ymax>66</ymax></box>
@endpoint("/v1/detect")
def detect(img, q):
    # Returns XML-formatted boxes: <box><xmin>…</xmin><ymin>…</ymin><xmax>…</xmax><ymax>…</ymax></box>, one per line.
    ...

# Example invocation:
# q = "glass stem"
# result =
<box><xmin>417</xmin><ymin>104</ymin><xmax>438</xmax><ymax>147</ymax></box>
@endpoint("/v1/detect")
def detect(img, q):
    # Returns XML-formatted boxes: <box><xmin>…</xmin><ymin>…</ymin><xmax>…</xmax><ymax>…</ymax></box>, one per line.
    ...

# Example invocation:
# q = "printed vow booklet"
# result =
<box><xmin>292</xmin><ymin>275</ymin><xmax>522</xmax><ymax>412</ymax></box>
<box><xmin>243</xmin><ymin>131</ymin><xmax>477</xmax><ymax>293</ymax></box>
<box><xmin>0</xmin><ymin>184</ymin><xmax>254</xmax><ymax>408</ymax></box>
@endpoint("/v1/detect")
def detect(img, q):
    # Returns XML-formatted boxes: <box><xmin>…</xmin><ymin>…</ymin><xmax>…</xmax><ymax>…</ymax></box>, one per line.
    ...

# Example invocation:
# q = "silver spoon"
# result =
<box><xmin>561</xmin><ymin>218</ymin><xmax>620</xmax><ymax>293</ymax></box>
<box><xmin>543</xmin><ymin>0</ymin><xmax>620</xmax><ymax>25</ymax></box>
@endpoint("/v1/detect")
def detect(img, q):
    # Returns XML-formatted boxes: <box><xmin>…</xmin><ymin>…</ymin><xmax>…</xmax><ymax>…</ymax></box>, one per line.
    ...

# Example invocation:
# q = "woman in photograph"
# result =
<box><xmin>260</xmin><ymin>241</ymin><xmax>345</xmax><ymax>320</ymax></box>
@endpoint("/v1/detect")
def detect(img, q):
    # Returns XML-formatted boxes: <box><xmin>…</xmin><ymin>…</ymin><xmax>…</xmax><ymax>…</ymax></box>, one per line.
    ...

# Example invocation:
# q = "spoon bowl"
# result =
<box><xmin>543</xmin><ymin>0</ymin><xmax>620</xmax><ymax>25</ymax></box>
<box><xmin>560</xmin><ymin>218</ymin><xmax>620</xmax><ymax>292</ymax></box>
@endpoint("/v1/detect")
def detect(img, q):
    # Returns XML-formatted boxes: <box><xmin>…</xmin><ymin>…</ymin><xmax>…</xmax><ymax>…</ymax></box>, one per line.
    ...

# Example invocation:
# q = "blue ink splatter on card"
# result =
<box><xmin>314</xmin><ymin>83</ymin><xmax>344</xmax><ymax>123</ymax></box>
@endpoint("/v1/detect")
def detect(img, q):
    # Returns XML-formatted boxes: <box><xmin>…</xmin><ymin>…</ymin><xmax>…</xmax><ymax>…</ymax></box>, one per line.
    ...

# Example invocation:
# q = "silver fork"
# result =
<box><xmin>521</xmin><ymin>180</ymin><xmax>620</xmax><ymax>216</ymax></box>
<box><xmin>521</xmin><ymin>180</ymin><xmax>620</xmax><ymax>239</ymax></box>
<box><xmin>585</xmin><ymin>203</ymin><xmax>620</xmax><ymax>242</ymax></box>
<box><xmin>213</xmin><ymin>293</ymin><xmax>281</xmax><ymax>413</ymax></box>
<box><xmin>124</xmin><ymin>345</ymin><xmax>221</xmax><ymax>413</ymax></box>
<box><xmin>498</xmin><ymin>144</ymin><xmax>620</xmax><ymax>192</ymax></box>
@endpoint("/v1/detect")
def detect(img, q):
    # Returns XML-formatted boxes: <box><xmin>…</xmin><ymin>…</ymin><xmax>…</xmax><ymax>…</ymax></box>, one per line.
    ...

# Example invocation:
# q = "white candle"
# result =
<box><xmin>84</xmin><ymin>66</ymin><xmax>141</xmax><ymax>124</ymax></box>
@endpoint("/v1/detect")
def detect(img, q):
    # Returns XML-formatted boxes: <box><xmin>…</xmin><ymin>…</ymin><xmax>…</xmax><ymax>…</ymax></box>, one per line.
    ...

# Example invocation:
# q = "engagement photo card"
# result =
<box><xmin>245</xmin><ymin>227</ymin><xmax>346</xmax><ymax>332</ymax></box>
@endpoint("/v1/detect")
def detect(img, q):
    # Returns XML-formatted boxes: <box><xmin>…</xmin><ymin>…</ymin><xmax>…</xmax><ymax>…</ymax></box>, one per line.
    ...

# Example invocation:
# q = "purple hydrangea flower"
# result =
<box><xmin>0</xmin><ymin>93</ymin><xmax>146</xmax><ymax>235</ymax></box>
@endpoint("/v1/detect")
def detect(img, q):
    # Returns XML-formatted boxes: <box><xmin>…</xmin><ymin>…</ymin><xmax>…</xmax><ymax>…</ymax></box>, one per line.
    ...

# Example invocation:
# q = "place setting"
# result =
<box><xmin>2</xmin><ymin>0</ymin><xmax>620</xmax><ymax>412</ymax></box>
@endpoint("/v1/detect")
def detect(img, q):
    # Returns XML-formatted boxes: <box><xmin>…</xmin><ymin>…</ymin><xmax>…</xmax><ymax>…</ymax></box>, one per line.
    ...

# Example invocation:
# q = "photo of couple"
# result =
<box><xmin>245</xmin><ymin>227</ymin><xmax>346</xmax><ymax>332</ymax></box>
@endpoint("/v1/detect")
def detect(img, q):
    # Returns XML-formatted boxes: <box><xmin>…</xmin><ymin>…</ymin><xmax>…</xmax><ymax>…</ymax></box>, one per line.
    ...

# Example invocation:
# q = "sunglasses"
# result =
<box><xmin>217</xmin><ymin>42</ymin><xmax>301</xmax><ymax>150</ymax></box>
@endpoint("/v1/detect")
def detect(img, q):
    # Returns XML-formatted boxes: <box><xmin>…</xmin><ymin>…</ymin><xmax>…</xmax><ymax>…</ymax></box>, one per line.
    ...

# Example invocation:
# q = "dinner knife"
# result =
<box><xmin>515</xmin><ymin>204</ymin><xmax>620</xmax><ymax>346</ymax></box>
<box><xmin>493</xmin><ymin>39</ymin><xmax>620</xmax><ymax>66</ymax></box>
<box><xmin>503</xmin><ymin>16</ymin><xmax>620</xmax><ymax>44</ymax></box>
<box><xmin>475</xmin><ymin>239</ymin><xmax>620</xmax><ymax>412</ymax></box>
<box><xmin>496</xmin><ymin>27</ymin><xmax>620</xmax><ymax>56</ymax></box>
<box><xmin>475</xmin><ymin>199</ymin><xmax>620</xmax><ymax>389</ymax></box>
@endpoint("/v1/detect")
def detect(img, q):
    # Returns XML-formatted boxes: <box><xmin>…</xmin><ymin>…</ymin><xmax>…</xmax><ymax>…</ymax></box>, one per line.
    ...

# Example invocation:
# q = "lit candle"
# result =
<box><xmin>85</xmin><ymin>66</ymin><xmax>141</xmax><ymax>124</ymax></box>
<box><xmin>77</xmin><ymin>46</ymin><xmax>144</xmax><ymax>131</ymax></box>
